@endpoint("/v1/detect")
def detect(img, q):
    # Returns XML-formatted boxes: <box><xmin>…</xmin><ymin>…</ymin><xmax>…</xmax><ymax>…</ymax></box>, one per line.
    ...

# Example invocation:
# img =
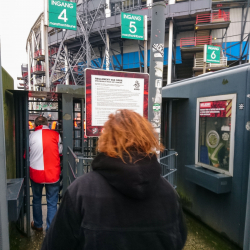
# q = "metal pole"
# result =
<box><xmin>144</xmin><ymin>15</ymin><xmax>148</xmax><ymax>73</ymax></box>
<box><xmin>146</xmin><ymin>0</ymin><xmax>152</xmax><ymax>8</ymax></box>
<box><xmin>65</xmin><ymin>45</ymin><xmax>69</xmax><ymax>85</ymax></box>
<box><xmin>105</xmin><ymin>0</ymin><xmax>110</xmax><ymax>70</ymax></box>
<box><xmin>44</xmin><ymin>0</ymin><xmax>50</xmax><ymax>89</ymax></box>
<box><xmin>167</xmin><ymin>20</ymin><xmax>173</xmax><ymax>85</ymax></box>
<box><xmin>168</xmin><ymin>100</ymin><xmax>172</xmax><ymax>149</ymax></box>
<box><xmin>167</xmin><ymin>0</ymin><xmax>175</xmax><ymax>84</ymax></box>
<box><xmin>138</xmin><ymin>41</ymin><xmax>142</xmax><ymax>73</ymax></box>
<box><xmin>148</xmin><ymin>2</ymin><xmax>166</xmax><ymax>143</ymax></box>
<box><xmin>203</xmin><ymin>44</ymin><xmax>207</xmax><ymax>74</ymax></box>
<box><xmin>32</xmin><ymin>32</ymin><xmax>36</xmax><ymax>89</ymax></box>
<box><xmin>27</xmin><ymin>42</ymin><xmax>31</xmax><ymax>90</ymax></box>
<box><xmin>203</xmin><ymin>62</ymin><xmax>206</xmax><ymax>74</ymax></box>
<box><xmin>0</xmin><ymin>38</ymin><xmax>10</xmax><ymax>250</ymax></box>
<box><xmin>106</xmin><ymin>33</ymin><xmax>110</xmax><ymax>70</ymax></box>
<box><xmin>44</xmin><ymin>25</ymin><xmax>50</xmax><ymax>89</ymax></box>
<box><xmin>105</xmin><ymin>0</ymin><xmax>111</xmax><ymax>17</ymax></box>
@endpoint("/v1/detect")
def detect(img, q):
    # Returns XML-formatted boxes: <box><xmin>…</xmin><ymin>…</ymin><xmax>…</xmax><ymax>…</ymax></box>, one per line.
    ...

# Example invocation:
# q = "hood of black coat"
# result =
<box><xmin>92</xmin><ymin>152</ymin><xmax>161</xmax><ymax>199</ymax></box>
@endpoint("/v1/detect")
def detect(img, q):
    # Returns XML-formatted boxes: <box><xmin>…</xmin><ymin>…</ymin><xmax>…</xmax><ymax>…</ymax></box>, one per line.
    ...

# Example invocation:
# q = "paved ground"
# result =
<box><xmin>9</xmin><ymin>211</ymin><xmax>241</xmax><ymax>250</ymax></box>
<box><xmin>183</xmin><ymin>213</ymin><xmax>241</xmax><ymax>250</ymax></box>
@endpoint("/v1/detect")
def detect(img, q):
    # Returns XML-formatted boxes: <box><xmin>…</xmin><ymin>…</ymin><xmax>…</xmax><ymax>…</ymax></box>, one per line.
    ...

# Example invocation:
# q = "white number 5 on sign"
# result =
<box><xmin>58</xmin><ymin>9</ymin><xmax>68</xmax><ymax>22</ymax></box>
<box><xmin>129</xmin><ymin>22</ymin><xmax>137</xmax><ymax>33</ymax></box>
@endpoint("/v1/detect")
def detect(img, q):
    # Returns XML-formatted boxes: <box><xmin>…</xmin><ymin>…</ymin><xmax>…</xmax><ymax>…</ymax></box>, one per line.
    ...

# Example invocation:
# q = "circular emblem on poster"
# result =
<box><xmin>153</xmin><ymin>103</ymin><xmax>161</xmax><ymax>112</ymax></box>
<box><xmin>92</xmin><ymin>128</ymin><xmax>98</xmax><ymax>135</ymax></box>
<box><xmin>222</xmin><ymin>132</ymin><xmax>229</xmax><ymax>141</ymax></box>
<box><xmin>206</xmin><ymin>130</ymin><xmax>220</xmax><ymax>148</ymax></box>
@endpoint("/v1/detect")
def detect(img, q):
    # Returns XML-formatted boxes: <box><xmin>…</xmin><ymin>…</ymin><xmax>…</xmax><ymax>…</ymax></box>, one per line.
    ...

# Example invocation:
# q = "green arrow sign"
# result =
<box><xmin>121</xmin><ymin>12</ymin><xmax>144</xmax><ymax>40</ymax></box>
<box><xmin>48</xmin><ymin>0</ymin><xmax>77</xmax><ymax>30</ymax></box>
<box><xmin>204</xmin><ymin>45</ymin><xmax>221</xmax><ymax>64</ymax></box>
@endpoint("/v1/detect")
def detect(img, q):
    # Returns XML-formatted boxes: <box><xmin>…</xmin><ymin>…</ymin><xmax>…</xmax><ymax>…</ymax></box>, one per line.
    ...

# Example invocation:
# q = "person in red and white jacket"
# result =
<box><xmin>29</xmin><ymin>116</ymin><xmax>62</xmax><ymax>232</ymax></box>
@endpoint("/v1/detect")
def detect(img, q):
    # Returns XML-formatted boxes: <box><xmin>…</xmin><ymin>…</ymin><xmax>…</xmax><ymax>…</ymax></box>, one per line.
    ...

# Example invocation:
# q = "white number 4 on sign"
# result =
<box><xmin>58</xmin><ymin>9</ymin><xmax>68</xmax><ymax>22</ymax></box>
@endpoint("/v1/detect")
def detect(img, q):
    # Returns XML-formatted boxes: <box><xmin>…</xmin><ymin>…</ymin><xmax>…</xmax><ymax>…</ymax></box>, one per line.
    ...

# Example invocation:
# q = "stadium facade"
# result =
<box><xmin>21</xmin><ymin>0</ymin><xmax>250</xmax><ymax>90</ymax></box>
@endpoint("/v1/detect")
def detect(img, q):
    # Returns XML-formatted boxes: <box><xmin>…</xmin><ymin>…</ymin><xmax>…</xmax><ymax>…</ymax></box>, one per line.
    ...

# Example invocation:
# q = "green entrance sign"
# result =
<box><xmin>121</xmin><ymin>12</ymin><xmax>144</xmax><ymax>40</ymax></box>
<box><xmin>204</xmin><ymin>45</ymin><xmax>221</xmax><ymax>64</ymax></box>
<box><xmin>48</xmin><ymin>0</ymin><xmax>77</xmax><ymax>30</ymax></box>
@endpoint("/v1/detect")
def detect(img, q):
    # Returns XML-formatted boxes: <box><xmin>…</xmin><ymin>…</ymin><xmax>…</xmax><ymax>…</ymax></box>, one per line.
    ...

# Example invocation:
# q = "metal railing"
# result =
<box><xmin>67</xmin><ymin>147</ymin><xmax>93</xmax><ymax>184</ymax></box>
<box><xmin>196</xmin><ymin>11</ymin><xmax>230</xmax><ymax>24</ymax></box>
<box><xmin>180</xmin><ymin>36</ymin><xmax>212</xmax><ymax>47</ymax></box>
<box><xmin>160</xmin><ymin>150</ymin><xmax>178</xmax><ymax>189</ymax></box>
<box><xmin>36</xmin><ymin>76</ymin><xmax>46</xmax><ymax>84</ymax></box>
<box><xmin>67</xmin><ymin>147</ymin><xmax>178</xmax><ymax>189</ymax></box>
<box><xmin>31</xmin><ymin>65</ymin><xmax>45</xmax><ymax>74</ymax></box>
<box><xmin>49</xmin><ymin>47</ymin><xmax>59</xmax><ymax>56</ymax></box>
<box><xmin>34</xmin><ymin>48</ymin><xmax>59</xmax><ymax>59</ymax></box>
<box><xmin>34</xmin><ymin>49</ymin><xmax>45</xmax><ymax>59</ymax></box>
<box><xmin>51</xmin><ymin>71</ymin><xmax>65</xmax><ymax>82</ymax></box>
<box><xmin>194</xmin><ymin>57</ymin><xmax>227</xmax><ymax>68</ymax></box>
<box><xmin>22</xmin><ymin>72</ymin><xmax>28</xmax><ymax>77</ymax></box>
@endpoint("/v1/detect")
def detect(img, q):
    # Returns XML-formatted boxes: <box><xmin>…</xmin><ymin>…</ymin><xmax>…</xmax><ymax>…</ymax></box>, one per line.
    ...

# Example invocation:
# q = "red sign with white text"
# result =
<box><xmin>200</xmin><ymin>100</ymin><xmax>231</xmax><ymax>117</ymax></box>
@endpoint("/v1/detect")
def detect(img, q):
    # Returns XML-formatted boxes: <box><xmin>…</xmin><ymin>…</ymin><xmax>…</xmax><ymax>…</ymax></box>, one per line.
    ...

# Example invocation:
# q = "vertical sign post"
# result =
<box><xmin>203</xmin><ymin>45</ymin><xmax>207</xmax><ymax>74</ymax></box>
<box><xmin>144</xmin><ymin>15</ymin><xmax>148</xmax><ymax>73</ymax></box>
<box><xmin>148</xmin><ymin>2</ymin><xmax>166</xmax><ymax>146</ymax></box>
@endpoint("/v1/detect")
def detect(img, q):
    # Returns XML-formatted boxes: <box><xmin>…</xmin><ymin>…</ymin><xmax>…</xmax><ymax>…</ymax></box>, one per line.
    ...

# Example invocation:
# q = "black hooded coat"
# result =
<box><xmin>41</xmin><ymin>153</ymin><xmax>187</xmax><ymax>250</ymax></box>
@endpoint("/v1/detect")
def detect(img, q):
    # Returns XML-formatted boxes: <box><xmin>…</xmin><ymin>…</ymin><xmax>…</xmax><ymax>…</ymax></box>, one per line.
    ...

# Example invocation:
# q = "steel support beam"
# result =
<box><xmin>49</xmin><ymin>30</ymin><xmax>68</xmax><ymax>86</ymax></box>
<box><xmin>62</xmin><ymin>94</ymin><xmax>73</xmax><ymax>194</ymax></box>
<box><xmin>167</xmin><ymin>0</ymin><xmax>175</xmax><ymax>85</ymax></box>
<box><xmin>64</xmin><ymin>45</ymin><xmax>69</xmax><ymax>85</ymax></box>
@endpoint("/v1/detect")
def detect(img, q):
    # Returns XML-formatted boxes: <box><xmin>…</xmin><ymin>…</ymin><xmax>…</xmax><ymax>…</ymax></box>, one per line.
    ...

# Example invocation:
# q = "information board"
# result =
<box><xmin>48</xmin><ymin>0</ymin><xmax>77</xmax><ymax>30</ymax></box>
<box><xmin>85</xmin><ymin>69</ymin><xmax>149</xmax><ymax>137</ymax></box>
<box><xmin>121</xmin><ymin>12</ymin><xmax>144</xmax><ymax>40</ymax></box>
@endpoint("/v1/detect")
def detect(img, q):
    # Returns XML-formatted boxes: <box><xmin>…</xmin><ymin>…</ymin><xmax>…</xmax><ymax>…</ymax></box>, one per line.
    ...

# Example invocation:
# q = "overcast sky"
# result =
<box><xmin>0</xmin><ymin>0</ymin><xmax>43</xmax><ymax>88</ymax></box>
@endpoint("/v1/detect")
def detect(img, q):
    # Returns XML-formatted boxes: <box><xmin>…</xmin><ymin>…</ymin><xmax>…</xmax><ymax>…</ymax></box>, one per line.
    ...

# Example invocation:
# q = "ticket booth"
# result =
<box><xmin>162</xmin><ymin>64</ymin><xmax>250</xmax><ymax>248</ymax></box>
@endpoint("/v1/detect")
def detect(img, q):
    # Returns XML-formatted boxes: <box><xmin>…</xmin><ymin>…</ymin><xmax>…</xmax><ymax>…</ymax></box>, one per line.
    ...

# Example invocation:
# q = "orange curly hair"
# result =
<box><xmin>97</xmin><ymin>109</ymin><xmax>164</xmax><ymax>162</ymax></box>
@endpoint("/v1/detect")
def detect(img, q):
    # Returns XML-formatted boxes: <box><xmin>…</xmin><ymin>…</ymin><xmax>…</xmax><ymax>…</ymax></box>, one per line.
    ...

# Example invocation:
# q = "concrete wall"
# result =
<box><xmin>2</xmin><ymin>68</ymin><xmax>15</xmax><ymax>179</ymax></box>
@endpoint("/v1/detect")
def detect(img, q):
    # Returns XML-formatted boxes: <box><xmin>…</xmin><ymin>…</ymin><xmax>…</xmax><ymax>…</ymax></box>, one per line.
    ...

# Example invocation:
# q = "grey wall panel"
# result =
<box><xmin>162</xmin><ymin>63</ymin><xmax>250</xmax><ymax>247</ymax></box>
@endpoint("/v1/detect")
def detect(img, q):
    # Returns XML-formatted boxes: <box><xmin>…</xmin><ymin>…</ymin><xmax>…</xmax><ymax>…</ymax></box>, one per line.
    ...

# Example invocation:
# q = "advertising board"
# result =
<box><xmin>85</xmin><ymin>69</ymin><xmax>149</xmax><ymax>137</ymax></box>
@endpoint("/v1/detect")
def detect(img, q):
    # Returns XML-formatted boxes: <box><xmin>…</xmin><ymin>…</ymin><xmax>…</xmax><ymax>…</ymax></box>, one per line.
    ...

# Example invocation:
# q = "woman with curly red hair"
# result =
<box><xmin>42</xmin><ymin>109</ymin><xmax>187</xmax><ymax>250</ymax></box>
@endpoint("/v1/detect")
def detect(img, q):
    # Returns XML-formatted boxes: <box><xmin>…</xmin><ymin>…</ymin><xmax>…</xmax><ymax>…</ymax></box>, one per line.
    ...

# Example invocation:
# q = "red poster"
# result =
<box><xmin>85</xmin><ymin>69</ymin><xmax>149</xmax><ymax>137</ymax></box>
<box><xmin>200</xmin><ymin>100</ymin><xmax>232</xmax><ymax>117</ymax></box>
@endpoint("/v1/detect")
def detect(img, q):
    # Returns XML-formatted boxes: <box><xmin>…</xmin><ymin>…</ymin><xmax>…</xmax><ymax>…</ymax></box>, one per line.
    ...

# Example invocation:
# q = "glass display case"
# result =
<box><xmin>195</xmin><ymin>94</ymin><xmax>236</xmax><ymax>176</ymax></box>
